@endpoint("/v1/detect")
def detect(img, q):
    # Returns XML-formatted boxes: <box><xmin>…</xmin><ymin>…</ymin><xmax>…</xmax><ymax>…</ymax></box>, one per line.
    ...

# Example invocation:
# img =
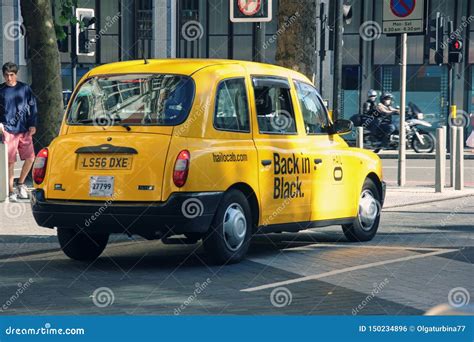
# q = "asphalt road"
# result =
<box><xmin>0</xmin><ymin>197</ymin><xmax>472</xmax><ymax>315</ymax></box>
<box><xmin>382</xmin><ymin>159</ymin><xmax>474</xmax><ymax>187</ymax></box>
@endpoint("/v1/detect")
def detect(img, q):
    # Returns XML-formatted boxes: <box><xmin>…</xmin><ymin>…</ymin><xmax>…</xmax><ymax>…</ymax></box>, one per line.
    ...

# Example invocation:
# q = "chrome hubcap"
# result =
<box><xmin>223</xmin><ymin>203</ymin><xmax>247</xmax><ymax>252</ymax></box>
<box><xmin>358</xmin><ymin>190</ymin><xmax>379</xmax><ymax>231</ymax></box>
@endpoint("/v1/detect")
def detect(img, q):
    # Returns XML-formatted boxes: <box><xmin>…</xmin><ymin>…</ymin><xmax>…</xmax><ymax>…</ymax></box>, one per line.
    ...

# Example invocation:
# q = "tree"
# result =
<box><xmin>275</xmin><ymin>0</ymin><xmax>317</xmax><ymax>80</ymax></box>
<box><xmin>20</xmin><ymin>0</ymin><xmax>64</xmax><ymax>150</ymax></box>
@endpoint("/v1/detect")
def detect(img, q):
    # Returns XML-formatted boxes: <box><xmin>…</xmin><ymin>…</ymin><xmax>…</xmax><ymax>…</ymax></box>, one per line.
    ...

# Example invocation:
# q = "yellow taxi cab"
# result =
<box><xmin>31</xmin><ymin>59</ymin><xmax>385</xmax><ymax>264</ymax></box>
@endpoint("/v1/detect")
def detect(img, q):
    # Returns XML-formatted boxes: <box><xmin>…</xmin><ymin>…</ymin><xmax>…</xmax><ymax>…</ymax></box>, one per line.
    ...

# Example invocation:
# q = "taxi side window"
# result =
<box><xmin>294</xmin><ymin>81</ymin><xmax>330</xmax><ymax>134</ymax></box>
<box><xmin>214</xmin><ymin>78</ymin><xmax>250</xmax><ymax>132</ymax></box>
<box><xmin>252</xmin><ymin>77</ymin><xmax>297</xmax><ymax>135</ymax></box>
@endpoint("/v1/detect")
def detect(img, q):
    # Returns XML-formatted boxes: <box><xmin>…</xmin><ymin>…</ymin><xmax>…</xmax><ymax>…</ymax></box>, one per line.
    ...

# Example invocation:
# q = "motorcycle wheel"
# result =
<box><xmin>412</xmin><ymin>131</ymin><xmax>435</xmax><ymax>153</ymax></box>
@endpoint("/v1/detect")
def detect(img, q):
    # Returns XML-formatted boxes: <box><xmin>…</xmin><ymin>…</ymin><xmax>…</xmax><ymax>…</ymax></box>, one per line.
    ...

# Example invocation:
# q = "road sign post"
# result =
<box><xmin>399</xmin><ymin>32</ymin><xmax>407</xmax><ymax>187</ymax></box>
<box><xmin>383</xmin><ymin>0</ymin><xmax>426</xmax><ymax>187</ymax></box>
<box><xmin>230</xmin><ymin>1</ymin><xmax>272</xmax><ymax>63</ymax></box>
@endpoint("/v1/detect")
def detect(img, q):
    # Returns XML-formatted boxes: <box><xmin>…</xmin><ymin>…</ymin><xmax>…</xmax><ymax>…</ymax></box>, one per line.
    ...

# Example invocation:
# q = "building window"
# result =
<box><xmin>177</xmin><ymin>0</ymin><xmax>279</xmax><ymax>62</ymax></box>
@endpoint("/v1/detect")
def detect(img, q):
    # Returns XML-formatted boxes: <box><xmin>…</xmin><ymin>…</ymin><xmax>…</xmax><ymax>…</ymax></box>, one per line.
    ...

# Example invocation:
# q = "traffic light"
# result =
<box><xmin>448</xmin><ymin>38</ymin><xmax>463</xmax><ymax>64</ymax></box>
<box><xmin>429</xmin><ymin>13</ymin><xmax>444</xmax><ymax>65</ymax></box>
<box><xmin>76</xmin><ymin>8</ymin><xmax>96</xmax><ymax>56</ymax></box>
<box><xmin>230</xmin><ymin>0</ymin><xmax>272</xmax><ymax>23</ymax></box>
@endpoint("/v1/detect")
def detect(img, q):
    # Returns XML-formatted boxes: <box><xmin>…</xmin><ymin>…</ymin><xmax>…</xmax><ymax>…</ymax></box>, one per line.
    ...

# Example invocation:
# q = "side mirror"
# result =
<box><xmin>332</xmin><ymin>119</ymin><xmax>353</xmax><ymax>135</ymax></box>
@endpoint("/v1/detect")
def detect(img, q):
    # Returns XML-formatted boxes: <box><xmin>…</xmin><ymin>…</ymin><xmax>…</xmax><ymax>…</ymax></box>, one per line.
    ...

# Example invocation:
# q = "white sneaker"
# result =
<box><xmin>8</xmin><ymin>192</ymin><xmax>18</xmax><ymax>202</ymax></box>
<box><xmin>16</xmin><ymin>183</ymin><xmax>29</xmax><ymax>199</ymax></box>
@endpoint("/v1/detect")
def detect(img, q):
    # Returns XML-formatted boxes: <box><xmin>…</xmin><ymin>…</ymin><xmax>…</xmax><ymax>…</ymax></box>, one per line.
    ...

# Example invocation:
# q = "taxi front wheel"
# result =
<box><xmin>203</xmin><ymin>189</ymin><xmax>252</xmax><ymax>265</ymax></box>
<box><xmin>57</xmin><ymin>228</ymin><xmax>109</xmax><ymax>261</ymax></box>
<box><xmin>342</xmin><ymin>179</ymin><xmax>381</xmax><ymax>242</ymax></box>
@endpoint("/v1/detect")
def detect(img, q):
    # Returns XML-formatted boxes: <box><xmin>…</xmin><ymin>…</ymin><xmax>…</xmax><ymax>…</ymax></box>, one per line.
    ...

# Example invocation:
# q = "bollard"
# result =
<box><xmin>450</xmin><ymin>125</ymin><xmax>457</xmax><ymax>187</ymax></box>
<box><xmin>454</xmin><ymin>126</ymin><xmax>464</xmax><ymax>191</ymax></box>
<box><xmin>435</xmin><ymin>127</ymin><xmax>446</xmax><ymax>193</ymax></box>
<box><xmin>0</xmin><ymin>141</ymin><xmax>8</xmax><ymax>202</ymax></box>
<box><xmin>356</xmin><ymin>127</ymin><xmax>364</xmax><ymax>148</ymax></box>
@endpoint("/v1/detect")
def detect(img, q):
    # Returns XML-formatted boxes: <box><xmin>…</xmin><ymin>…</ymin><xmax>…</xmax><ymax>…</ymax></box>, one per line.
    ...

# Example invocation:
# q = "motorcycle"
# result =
<box><xmin>350</xmin><ymin>102</ymin><xmax>435</xmax><ymax>153</ymax></box>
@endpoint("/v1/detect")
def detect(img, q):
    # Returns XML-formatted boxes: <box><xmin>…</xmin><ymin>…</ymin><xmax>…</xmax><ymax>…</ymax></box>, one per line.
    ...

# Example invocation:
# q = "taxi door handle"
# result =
<box><xmin>314</xmin><ymin>158</ymin><xmax>323</xmax><ymax>164</ymax></box>
<box><xmin>261</xmin><ymin>159</ymin><xmax>272</xmax><ymax>166</ymax></box>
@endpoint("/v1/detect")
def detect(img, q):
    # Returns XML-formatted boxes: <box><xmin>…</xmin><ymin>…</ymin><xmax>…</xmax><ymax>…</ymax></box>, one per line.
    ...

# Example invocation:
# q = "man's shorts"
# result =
<box><xmin>1</xmin><ymin>131</ymin><xmax>35</xmax><ymax>163</ymax></box>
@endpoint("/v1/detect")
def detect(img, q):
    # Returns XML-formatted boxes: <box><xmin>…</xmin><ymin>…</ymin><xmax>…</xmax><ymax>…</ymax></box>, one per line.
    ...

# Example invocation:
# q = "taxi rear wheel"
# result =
<box><xmin>342</xmin><ymin>178</ymin><xmax>381</xmax><ymax>242</ymax></box>
<box><xmin>203</xmin><ymin>189</ymin><xmax>252</xmax><ymax>264</ymax></box>
<box><xmin>57</xmin><ymin>228</ymin><xmax>109</xmax><ymax>261</ymax></box>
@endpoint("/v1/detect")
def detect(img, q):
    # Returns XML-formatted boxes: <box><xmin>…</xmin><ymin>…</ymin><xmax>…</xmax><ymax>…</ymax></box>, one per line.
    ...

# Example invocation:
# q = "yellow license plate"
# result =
<box><xmin>77</xmin><ymin>155</ymin><xmax>133</xmax><ymax>170</ymax></box>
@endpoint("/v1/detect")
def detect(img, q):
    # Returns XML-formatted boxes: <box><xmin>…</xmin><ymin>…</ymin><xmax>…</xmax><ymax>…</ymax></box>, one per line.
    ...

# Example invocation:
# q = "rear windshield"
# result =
<box><xmin>67</xmin><ymin>74</ymin><xmax>195</xmax><ymax>126</ymax></box>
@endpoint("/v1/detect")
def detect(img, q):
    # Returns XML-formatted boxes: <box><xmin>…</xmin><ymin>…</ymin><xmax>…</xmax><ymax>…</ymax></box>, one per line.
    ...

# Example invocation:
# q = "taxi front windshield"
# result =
<box><xmin>67</xmin><ymin>74</ymin><xmax>194</xmax><ymax>126</ymax></box>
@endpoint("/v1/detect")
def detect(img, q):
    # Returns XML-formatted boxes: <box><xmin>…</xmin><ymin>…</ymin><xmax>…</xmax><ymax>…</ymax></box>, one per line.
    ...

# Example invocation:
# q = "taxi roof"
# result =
<box><xmin>85</xmin><ymin>59</ymin><xmax>310</xmax><ymax>82</ymax></box>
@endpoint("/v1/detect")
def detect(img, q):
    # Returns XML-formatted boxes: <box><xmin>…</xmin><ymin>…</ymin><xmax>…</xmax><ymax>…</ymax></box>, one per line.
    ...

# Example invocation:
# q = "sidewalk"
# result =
<box><xmin>384</xmin><ymin>186</ymin><xmax>474</xmax><ymax>209</ymax></box>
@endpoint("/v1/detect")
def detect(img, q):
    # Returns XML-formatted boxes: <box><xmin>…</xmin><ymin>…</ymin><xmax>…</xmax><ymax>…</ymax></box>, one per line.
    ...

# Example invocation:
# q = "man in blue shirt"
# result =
<box><xmin>0</xmin><ymin>62</ymin><xmax>37</xmax><ymax>202</ymax></box>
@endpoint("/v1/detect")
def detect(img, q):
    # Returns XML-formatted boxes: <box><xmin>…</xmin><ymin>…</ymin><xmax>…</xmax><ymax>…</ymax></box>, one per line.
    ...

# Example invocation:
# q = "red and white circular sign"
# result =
<box><xmin>237</xmin><ymin>0</ymin><xmax>262</xmax><ymax>16</ymax></box>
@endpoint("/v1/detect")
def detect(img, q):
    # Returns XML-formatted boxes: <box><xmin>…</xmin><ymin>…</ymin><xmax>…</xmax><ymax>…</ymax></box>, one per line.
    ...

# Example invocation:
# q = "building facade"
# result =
<box><xmin>1</xmin><ymin>0</ymin><xmax>474</xmax><ymax>132</ymax></box>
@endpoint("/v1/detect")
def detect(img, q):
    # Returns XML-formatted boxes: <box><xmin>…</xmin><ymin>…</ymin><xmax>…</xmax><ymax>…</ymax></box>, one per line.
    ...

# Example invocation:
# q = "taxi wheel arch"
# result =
<box><xmin>203</xmin><ymin>187</ymin><xmax>254</xmax><ymax>264</ymax></box>
<box><xmin>228</xmin><ymin>183</ymin><xmax>259</xmax><ymax>232</ymax></box>
<box><xmin>342</xmin><ymin>177</ymin><xmax>381</xmax><ymax>242</ymax></box>
<box><xmin>57</xmin><ymin>228</ymin><xmax>109</xmax><ymax>261</ymax></box>
<box><xmin>366</xmin><ymin>172</ymin><xmax>383</xmax><ymax>203</ymax></box>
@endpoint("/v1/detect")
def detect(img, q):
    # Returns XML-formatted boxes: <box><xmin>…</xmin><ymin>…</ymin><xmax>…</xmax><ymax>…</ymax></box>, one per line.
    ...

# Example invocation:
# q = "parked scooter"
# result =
<box><xmin>350</xmin><ymin>102</ymin><xmax>435</xmax><ymax>153</ymax></box>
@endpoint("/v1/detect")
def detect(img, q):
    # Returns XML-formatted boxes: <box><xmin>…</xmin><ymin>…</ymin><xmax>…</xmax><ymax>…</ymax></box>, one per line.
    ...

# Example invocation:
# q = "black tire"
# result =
<box><xmin>342</xmin><ymin>178</ymin><xmax>381</xmax><ymax>242</ymax></box>
<box><xmin>412</xmin><ymin>131</ymin><xmax>435</xmax><ymax>153</ymax></box>
<box><xmin>57</xmin><ymin>228</ymin><xmax>109</xmax><ymax>261</ymax></box>
<box><xmin>203</xmin><ymin>189</ymin><xmax>252</xmax><ymax>264</ymax></box>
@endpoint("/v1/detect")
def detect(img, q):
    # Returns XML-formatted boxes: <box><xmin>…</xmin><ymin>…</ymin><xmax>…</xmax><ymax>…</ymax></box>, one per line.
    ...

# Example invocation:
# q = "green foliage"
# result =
<box><xmin>54</xmin><ymin>0</ymin><xmax>82</xmax><ymax>41</ymax></box>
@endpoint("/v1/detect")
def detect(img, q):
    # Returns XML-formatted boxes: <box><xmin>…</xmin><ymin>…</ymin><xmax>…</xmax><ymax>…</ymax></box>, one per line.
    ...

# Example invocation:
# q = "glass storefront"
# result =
<box><xmin>373</xmin><ymin>65</ymin><xmax>448</xmax><ymax>131</ymax></box>
<box><xmin>177</xmin><ymin>0</ymin><xmax>278</xmax><ymax>62</ymax></box>
<box><xmin>341</xmin><ymin>66</ymin><xmax>361</xmax><ymax>120</ymax></box>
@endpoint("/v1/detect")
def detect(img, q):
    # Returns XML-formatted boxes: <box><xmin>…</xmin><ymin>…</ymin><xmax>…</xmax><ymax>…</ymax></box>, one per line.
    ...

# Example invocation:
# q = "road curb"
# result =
<box><xmin>379</xmin><ymin>153</ymin><xmax>474</xmax><ymax>160</ymax></box>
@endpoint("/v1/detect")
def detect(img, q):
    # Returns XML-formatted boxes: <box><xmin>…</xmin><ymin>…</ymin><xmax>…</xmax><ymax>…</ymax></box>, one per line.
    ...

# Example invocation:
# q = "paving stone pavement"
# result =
<box><xmin>0</xmin><ymin>196</ymin><xmax>472</xmax><ymax>315</ymax></box>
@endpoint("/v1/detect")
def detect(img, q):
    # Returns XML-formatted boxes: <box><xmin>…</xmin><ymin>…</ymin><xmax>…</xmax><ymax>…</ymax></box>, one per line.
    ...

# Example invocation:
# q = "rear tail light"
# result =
<box><xmin>33</xmin><ymin>148</ymin><xmax>48</xmax><ymax>184</ymax></box>
<box><xmin>173</xmin><ymin>150</ymin><xmax>190</xmax><ymax>187</ymax></box>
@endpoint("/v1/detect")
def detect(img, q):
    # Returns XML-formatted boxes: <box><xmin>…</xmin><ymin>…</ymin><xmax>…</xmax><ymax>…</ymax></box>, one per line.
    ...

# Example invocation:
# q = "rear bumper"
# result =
<box><xmin>31</xmin><ymin>189</ymin><xmax>223</xmax><ymax>239</ymax></box>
